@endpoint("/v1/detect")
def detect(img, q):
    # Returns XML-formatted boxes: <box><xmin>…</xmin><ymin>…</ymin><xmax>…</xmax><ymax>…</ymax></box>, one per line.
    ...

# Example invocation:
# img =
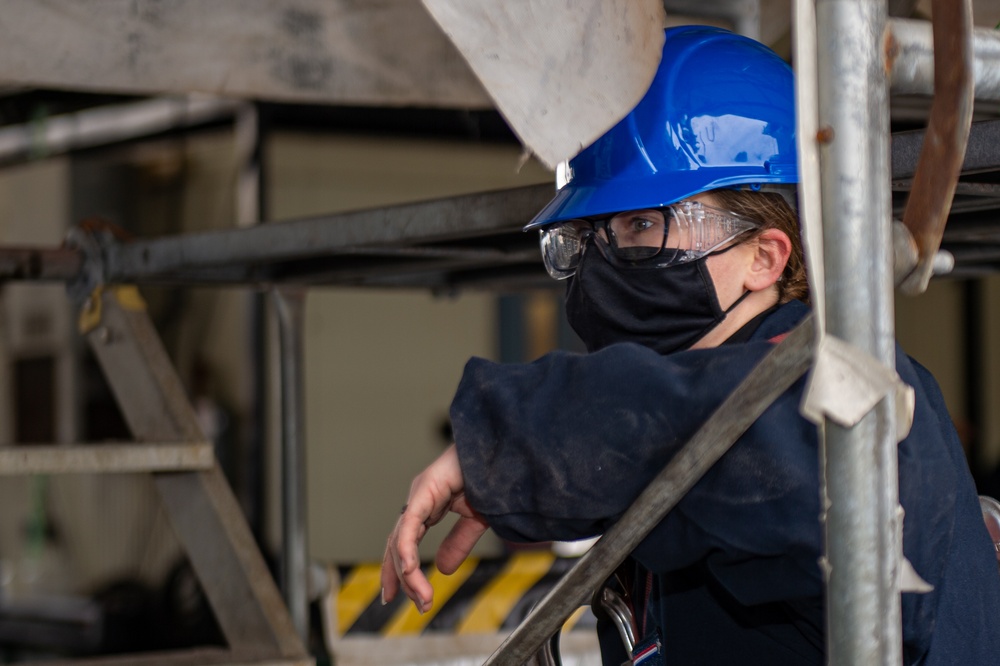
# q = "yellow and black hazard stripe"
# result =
<box><xmin>336</xmin><ymin>551</ymin><xmax>598</xmax><ymax>636</ymax></box>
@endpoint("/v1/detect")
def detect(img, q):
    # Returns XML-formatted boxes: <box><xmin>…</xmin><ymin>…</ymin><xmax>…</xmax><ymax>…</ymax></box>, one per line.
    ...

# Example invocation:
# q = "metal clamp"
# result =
<box><xmin>595</xmin><ymin>585</ymin><xmax>637</xmax><ymax>659</ymax></box>
<box><xmin>64</xmin><ymin>227</ymin><xmax>103</xmax><ymax>306</ymax></box>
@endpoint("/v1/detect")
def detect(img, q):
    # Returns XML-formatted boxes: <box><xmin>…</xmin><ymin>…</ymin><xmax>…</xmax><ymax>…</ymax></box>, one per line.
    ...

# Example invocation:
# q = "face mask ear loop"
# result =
<box><xmin>702</xmin><ymin>236</ymin><xmax>755</xmax><ymax>315</ymax></box>
<box><xmin>674</xmin><ymin>288</ymin><xmax>751</xmax><ymax>352</ymax></box>
<box><xmin>723</xmin><ymin>289</ymin><xmax>752</xmax><ymax>315</ymax></box>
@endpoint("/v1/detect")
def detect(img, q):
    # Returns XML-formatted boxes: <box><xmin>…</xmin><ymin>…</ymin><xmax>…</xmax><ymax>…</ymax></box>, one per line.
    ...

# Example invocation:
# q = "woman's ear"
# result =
<box><xmin>745</xmin><ymin>228</ymin><xmax>792</xmax><ymax>292</ymax></box>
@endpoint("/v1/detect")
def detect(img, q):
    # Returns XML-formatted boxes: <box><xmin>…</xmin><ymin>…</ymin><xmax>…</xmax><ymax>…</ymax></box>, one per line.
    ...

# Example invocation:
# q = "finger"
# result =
<box><xmin>394</xmin><ymin>511</ymin><xmax>435</xmax><ymax>611</ymax></box>
<box><xmin>436</xmin><ymin>514</ymin><xmax>489</xmax><ymax>575</ymax></box>
<box><xmin>382</xmin><ymin>516</ymin><xmax>428</xmax><ymax>608</ymax></box>
<box><xmin>380</xmin><ymin>528</ymin><xmax>401</xmax><ymax>604</ymax></box>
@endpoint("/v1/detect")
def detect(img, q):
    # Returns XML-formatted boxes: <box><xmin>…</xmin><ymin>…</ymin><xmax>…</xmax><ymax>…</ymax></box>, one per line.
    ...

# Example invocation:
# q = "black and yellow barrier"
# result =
<box><xmin>335</xmin><ymin>551</ymin><xmax>597</xmax><ymax>637</ymax></box>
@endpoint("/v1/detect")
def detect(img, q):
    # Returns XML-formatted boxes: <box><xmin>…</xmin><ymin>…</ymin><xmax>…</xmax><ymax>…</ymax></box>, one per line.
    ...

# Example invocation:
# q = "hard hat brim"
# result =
<box><xmin>524</xmin><ymin>167</ymin><xmax>796</xmax><ymax>231</ymax></box>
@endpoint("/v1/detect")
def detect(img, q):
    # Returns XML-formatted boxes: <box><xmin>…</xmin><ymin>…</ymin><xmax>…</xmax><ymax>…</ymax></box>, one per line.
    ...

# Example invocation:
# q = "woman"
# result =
<box><xmin>381</xmin><ymin>26</ymin><xmax>1000</xmax><ymax>664</ymax></box>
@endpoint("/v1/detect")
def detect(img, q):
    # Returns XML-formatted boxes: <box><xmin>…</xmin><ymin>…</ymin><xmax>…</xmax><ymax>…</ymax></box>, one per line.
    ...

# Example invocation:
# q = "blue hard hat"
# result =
<box><xmin>525</xmin><ymin>25</ymin><xmax>798</xmax><ymax>230</ymax></box>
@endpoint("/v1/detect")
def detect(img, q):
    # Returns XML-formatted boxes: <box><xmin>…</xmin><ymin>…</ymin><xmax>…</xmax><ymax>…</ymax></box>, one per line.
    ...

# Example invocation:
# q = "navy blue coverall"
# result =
<box><xmin>451</xmin><ymin>300</ymin><xmax>1000</xmax><ymax>665</ymax></box>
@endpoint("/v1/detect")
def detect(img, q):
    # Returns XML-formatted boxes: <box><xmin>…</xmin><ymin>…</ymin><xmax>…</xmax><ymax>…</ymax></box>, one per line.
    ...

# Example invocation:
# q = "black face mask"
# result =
<box><xmin>565</xmin><ymin>239</ymin><xmax>747</xmax><ymax>355</ymax></box>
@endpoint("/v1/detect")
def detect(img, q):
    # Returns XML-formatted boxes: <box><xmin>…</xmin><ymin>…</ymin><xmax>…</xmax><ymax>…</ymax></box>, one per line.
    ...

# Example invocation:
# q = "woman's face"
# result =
<box><xmin>585</xmin><ymin>191</ymin><xmax>762</xmax><ymax>314</ymax></box>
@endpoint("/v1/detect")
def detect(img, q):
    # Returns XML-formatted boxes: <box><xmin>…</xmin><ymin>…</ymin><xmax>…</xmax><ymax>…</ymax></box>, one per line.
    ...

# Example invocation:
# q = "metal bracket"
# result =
<box><xmin>63</xmin><ymin>222</ymin><xmax>111</xmax><ymax>306</ymax></box>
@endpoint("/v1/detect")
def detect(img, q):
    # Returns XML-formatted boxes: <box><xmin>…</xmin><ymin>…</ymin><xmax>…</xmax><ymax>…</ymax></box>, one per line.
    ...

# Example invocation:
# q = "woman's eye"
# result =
<box><xmin>629</xmin><ymin>217</ymin><xmax>655</xmax><ymax>232</ymax></box>
<box><xmin>609</xmin><ymin>212</ymin><xmax>664</xmax><ymax>244</ymax></box>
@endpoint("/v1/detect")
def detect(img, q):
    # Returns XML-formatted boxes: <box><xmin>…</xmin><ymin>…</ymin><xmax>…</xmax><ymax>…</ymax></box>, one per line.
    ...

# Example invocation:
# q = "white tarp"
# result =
<box><xmin>421</xmin><ymin>1</ymin><xmax>666</xmax><ymax>168</ymax></box>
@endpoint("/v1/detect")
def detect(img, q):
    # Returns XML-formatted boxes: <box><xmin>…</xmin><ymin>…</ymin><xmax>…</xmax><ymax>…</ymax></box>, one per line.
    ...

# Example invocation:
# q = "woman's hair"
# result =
<box><xmin>710</xmin><ymin>188</ymin><xmax>810</xmax><ymax>304</ymax></box>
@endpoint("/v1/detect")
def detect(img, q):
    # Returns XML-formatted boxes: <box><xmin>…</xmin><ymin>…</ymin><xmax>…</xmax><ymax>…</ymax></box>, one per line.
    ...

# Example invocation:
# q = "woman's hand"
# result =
<box><xmin>381</xmin><ymin>444</ymin><xmax>489</xmax><ymax>613</ymax></box>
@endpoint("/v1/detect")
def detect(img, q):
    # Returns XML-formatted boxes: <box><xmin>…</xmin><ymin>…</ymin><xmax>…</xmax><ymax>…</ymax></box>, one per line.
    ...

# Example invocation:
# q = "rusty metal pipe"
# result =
<box><xmin>0</xmin><ymin>246</ymin><xmax>83</xmax><ymax>282</ymax></box>
<box><xmin>893</xmin><ymin>0</ymin><xmax>974</xmax><ymax>294</ymax></box>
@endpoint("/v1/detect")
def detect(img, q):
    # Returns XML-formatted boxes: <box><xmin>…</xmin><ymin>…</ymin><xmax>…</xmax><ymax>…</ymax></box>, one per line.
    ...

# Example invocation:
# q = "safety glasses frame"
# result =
<box><xmin>538</xmin><ymin>200</ymin><xmax>761</xmax><ymax>280</ymax></box>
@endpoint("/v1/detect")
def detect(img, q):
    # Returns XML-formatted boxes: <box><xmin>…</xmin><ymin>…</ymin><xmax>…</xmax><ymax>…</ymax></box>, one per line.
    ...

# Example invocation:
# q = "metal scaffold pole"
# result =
<box><xmin>273</xmin><ymin>288</ymin><xmax>311</xmax><ymax>642</ymax></box>
<box><xmin>815</xmin><ymin>1</ymin><xmax>901</xmax><ymax>664</ymax></box>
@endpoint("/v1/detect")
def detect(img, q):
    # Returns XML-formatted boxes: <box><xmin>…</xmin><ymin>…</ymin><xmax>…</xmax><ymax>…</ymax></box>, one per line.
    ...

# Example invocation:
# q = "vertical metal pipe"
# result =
<box><xmin>815</xmin><ymin>1</ymin><xmax>901</xmax><ymax>664</ymax></box>
<box><xmin>734</xmin><ymin>0</ymin><xmax>761</xmax><ymax>41</ymax></box>
<box><xmin>234</xmin><ymin>102</ymin><xmax>268</xmax><ymax>541</ymax></box>
<box><xmin>272</xmin><ymin>288</ymin><xmax>310</xmax><ymax>641</ymax></box>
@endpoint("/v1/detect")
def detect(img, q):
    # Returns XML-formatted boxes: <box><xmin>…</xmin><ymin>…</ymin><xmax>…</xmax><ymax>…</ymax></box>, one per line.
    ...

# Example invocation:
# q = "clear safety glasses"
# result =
<box><xmin>538</xmin><ymin>200</ymin><xmax>762</xmax><ymax>280</ymax></box>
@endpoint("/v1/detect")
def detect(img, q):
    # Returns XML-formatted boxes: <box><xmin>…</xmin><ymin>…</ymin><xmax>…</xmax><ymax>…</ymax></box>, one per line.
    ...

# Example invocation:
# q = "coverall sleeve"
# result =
<box><xmin>450</xmin><ymin>340</ymin><xmax>781</xmax><ymax>545</ymax></box>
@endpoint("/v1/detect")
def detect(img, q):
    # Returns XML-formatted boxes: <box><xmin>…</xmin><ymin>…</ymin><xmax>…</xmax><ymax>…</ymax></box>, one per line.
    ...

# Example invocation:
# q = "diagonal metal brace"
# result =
<box><xmin>486</xmin><ymin>314</ymin><xmax>816</xmax><ymax>665</ymax></box>
<box><xmin>84</xmin><ymin>285</ymin><xmax>306</xmax><ymax>660</ymax></box>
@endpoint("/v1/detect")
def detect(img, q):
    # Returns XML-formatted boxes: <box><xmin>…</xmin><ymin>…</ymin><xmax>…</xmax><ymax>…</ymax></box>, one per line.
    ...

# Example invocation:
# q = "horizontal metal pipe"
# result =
<box><xmin>889</xmin><ymin>18</ymin><xmax>1000</xmax><ymax>100</ymax></box>
<box><xmin>893</xmin><ymin>181</ymin><xmax>1000</xmax><ymax>197</ymax></box>
<box><xmin>0</xmin><ymin>95</ymin><xmax>241</xmax><ymax>164</ymax></box>
<box><xmin>892</xmin><ymin>119</ymin><xmax>1000</xmax><ymax>180</ymax></box>
<box><xmin>0</xmin><ymin>246</ymin><xmax>83</xmax><ymax>281</ymax></box>
<box><xmin>0</xmin><ymin>442</ymin><xmax>213</xmax><ymax>474</ymax></box>
<box><xmin>107</xmin><ymin>184</ymin><xmax>553</xmax><ymax>280</ymax></box>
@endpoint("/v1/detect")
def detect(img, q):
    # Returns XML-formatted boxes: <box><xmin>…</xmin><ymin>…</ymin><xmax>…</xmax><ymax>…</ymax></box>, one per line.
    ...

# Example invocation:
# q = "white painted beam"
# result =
<box><xmin>0</xmin><ymin>0</ymin><xmax>492</xmax><ymax>108</ymax></box>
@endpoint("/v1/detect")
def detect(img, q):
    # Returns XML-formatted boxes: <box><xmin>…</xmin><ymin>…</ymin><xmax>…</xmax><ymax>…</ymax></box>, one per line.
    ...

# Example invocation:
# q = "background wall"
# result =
<box><xmin>266</xmin><ymin>132</ymin><xmax>551</xmax><ymax>563</ymax></box>
<box><xmin>896</xmin><ymin>280</ymin><xmax>967</xmax><ymax>429</ymax></box>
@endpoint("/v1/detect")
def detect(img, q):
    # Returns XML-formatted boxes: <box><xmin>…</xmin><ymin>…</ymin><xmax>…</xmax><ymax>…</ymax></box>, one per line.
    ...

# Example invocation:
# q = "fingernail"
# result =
<box><xmin>417</xmin><ymin>598</ymin><xmax>429</xmax><ymax>614</ymax></box>
<box><xmin>381</xmin><ymin>588</ymin><xmax>387</xmax><ymax>606</ymax></box>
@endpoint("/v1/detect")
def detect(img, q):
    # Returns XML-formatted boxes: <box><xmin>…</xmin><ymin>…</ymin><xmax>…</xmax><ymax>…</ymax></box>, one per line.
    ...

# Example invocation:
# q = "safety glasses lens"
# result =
<box><xmin>608</xmin><ymin>210</ymin><xmax>668</xmax><ymax>261</ymax></box>
<box><xmin>539</xmin><ymin>223</ymin><xmax>586</xmax><ymax>280</ymax></box>
<box><xmin>667</xmin><ymin>202</ymin><xmax>758</xmax><ymax>256</ymax></box>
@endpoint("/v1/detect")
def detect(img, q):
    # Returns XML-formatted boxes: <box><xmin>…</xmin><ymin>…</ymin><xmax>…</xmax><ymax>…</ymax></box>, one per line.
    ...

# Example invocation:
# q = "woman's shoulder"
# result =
<box><xmin>752</xmin><ymin>299</ymin><xmax>811</xmax><ymax>342</ymax></box>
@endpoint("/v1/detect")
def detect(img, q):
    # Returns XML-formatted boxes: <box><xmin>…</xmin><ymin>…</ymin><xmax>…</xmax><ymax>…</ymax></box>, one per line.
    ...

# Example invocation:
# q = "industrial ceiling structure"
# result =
<box><xmin>0</xmin><ymin>0</ymin><xmax>999</xmax><ymax>292</ymax></box>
